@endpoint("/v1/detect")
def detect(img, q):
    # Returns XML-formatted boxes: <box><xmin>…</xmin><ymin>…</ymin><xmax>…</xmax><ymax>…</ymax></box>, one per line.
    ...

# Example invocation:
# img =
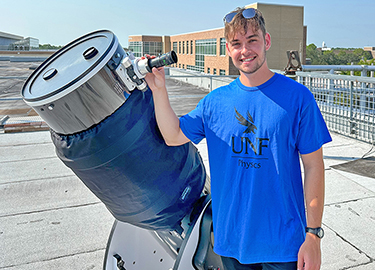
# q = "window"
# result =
<box><xmin>183</xmin><ymin>41</ymin><xmax>185</xmax><ymax>54</ymax></box>
<box><xmin>128</xmin><ymin>41</ymin><xmax>142</xmax><ymax>57</ymax></box>
<box><xmin>213</xmin><ymin>68</ymin><xmax>217</xmax><ymax>75</ymax></box>
<box><xmin>128</xmin><ymin>41</ymin><xmax>163</xmax><ymax>57</ymax></box>
<box><xmin>194</xmin><ymin>54</ymin><xmax>205</xmax><ymax>72</ymax></box>
<box><xmin>191</xmin><ymin>40</ymin><xmax>193</xmax><ymax>54</ymax></box>
<box><xmin>145</xmin><ymin>42</ymin><xmax>162</xmax><ymax>55</ymax></box>
<box><xmin>220</xmin><ymin>38</ymin><xmax>226</xmax><ymax>56</ymax></box>
<box><xmin>207</xmin><ymin>68</ymin><xmax>210</xmax><ymax>74</ymax></box>
<box><xmin>196</xmin><ymin>39</ymin><xmax>217</xmax><ymax>56</ymax></box>
<box><xmin>187</xmin><ymin>39</ymin><xmax>218</xmax><ymax>72</ymax></box>
<box><xmin>179</xmin><ymin>41</ymin><xmax>181</xmax><ymax>54</ymax></box>
<box><xmin>220</xmin><ymin>69</ymin><xmax>226</xmax><ymax>75</ymax></box>
<box><xmin>186</xmin><ymin>41</ymin><xmax>189</xmax><ymax>54</ymax></box>
<box><xmin>173</xmin><ymin>42</ymin><xmax>177</xmax><ymax>53</ymax></box>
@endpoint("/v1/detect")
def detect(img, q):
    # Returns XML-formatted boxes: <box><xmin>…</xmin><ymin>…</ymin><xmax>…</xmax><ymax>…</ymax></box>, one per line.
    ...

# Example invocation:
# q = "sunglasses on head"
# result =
<box><xmin>223</xmin><ymin>8</ymin><xmax>256</xmax><ymax>24</ymax></box>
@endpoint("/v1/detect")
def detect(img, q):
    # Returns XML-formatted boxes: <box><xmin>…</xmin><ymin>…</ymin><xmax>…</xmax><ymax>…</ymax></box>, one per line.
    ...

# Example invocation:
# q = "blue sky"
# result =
<box><xmin>1</xmin><ymin>0</ymin><xmax>374</xmax><ymax>49</ymax></box>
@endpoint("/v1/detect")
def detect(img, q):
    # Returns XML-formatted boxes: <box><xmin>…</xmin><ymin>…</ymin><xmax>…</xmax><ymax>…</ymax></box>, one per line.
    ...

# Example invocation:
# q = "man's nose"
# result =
<box><xmin>241</xmin><ymin>44</ymin><xmax>251</xmax><ymax>54</ymax></box>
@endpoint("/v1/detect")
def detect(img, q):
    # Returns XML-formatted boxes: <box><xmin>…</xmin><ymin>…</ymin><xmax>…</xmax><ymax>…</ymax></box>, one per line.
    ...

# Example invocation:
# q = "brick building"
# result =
<box><xmin>129</xmin><ymin>2</ymin><xmax>306</xmax><ymax>75</ymax></box>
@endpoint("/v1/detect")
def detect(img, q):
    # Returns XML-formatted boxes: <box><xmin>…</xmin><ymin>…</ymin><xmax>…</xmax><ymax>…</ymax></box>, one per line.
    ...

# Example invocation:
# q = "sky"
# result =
<box><xmin>1</xmin><ymin>0</ymin><xmax>374</xmax><ymax>49</ymax></box>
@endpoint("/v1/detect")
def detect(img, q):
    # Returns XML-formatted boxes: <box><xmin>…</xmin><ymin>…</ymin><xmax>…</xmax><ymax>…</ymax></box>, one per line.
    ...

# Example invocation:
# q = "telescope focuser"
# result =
<box><xmin>115</xmin><ymin>51</ymin><xmax>178</xmax><ymax>92</ymax></box>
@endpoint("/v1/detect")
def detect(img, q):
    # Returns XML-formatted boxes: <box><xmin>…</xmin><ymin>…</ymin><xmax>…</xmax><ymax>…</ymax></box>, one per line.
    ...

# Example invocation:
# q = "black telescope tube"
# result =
<box><xmin>146</xmin><ymin>51</ymin><xmax>178</xmax><ymax>72</ymax></box>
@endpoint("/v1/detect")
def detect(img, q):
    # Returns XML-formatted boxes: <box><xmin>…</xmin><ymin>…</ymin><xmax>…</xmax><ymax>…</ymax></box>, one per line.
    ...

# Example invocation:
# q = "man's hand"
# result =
<box><xmin>298</xmin><ymin>233</ymin><xmax>322</xmax><ymax>270</ymax></box>
<box><xmin>142</xmin><ymin>55</ymin><xmax>166</xmax><ymax>92</ymax></box>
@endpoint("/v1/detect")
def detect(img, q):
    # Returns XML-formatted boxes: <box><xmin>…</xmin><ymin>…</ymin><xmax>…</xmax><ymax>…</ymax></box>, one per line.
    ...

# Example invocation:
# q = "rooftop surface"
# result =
<box><xmin>1</xmin><ymin>60</ymin><xmax>375</xmax><ymax>270</ymax></box>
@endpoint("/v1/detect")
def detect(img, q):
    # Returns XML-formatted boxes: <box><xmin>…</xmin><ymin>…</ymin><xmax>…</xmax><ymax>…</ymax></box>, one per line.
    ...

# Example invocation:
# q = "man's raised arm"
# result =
<box><xmin>145</xmin><ymin>66</ymin><xmax>190</xmax><ymax>146</ymax></box>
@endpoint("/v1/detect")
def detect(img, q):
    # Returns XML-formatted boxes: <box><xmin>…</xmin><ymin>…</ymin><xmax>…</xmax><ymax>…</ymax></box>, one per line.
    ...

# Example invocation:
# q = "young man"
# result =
<box><xmin>145</xmin><ymin>7</ymin><xmax>332</xmax><ymax>270</ymax></box>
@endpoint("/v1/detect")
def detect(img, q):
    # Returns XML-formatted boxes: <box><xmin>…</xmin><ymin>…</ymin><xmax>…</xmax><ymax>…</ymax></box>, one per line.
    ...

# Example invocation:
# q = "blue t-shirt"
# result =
<box><xmin>179</xmin><ymin>73</ymin><xmax>332</xmax><ymax>264</ymax></box>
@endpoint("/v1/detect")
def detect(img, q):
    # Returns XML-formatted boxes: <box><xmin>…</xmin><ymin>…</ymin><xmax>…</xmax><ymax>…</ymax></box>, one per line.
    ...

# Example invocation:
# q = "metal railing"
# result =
<box><xmin>302</xmin><ymin>64</ymin><xmax>375</xmax><ymax>76</ymax></box>
<box><xmin>296</xmin><ymin>72</ymin><xmax>375</xmax><ymax>144</ymax></box>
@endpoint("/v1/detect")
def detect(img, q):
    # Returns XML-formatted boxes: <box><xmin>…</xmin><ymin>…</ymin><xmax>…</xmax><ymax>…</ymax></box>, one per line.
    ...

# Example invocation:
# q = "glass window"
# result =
<box><xmin>191</xmin><ymin>40</ymin><xmax>193</xmax><ymax>54</ymax></box>
<box><xmin>196</xmin><ymin>39</ymin><xmax>217</xmax><ymax>56</ymax></box>
<box><xmin>186</xmin><ymin>41</ymin><xmax>189</xmax><ymax>54</ymax></box>
<box><xmin>183</xmin><ymin>41</ymin><xmax>185</xmax><ymax>54</ymax></box>
<box><xmin>187</xmin><ymin>39</ymin><xmax>217</xmax><ymax>72</ymax></box>
<box><xmin>220</xmin><ymin>69</ymin><xmax>226</xmax><ymax>75</ymax></box>
<box><xmin>128</xmin><ymin>41</ymin><xmax>162</xmax><ymax>57</ymax></box>
<box><xmin>173</xmin><ymin>42</ymin><xmax>177</xmax><ymax>53</ymax></box>
<box><xmin>144</xmin><ymin>43</ymin><xmax>150</xmax><ymax>53</ymax></box>
<box><xmin>220</xmin><ymin>38</ymin><xmax>226</xmax><ymax>56</ymax></box>
<box><xmin>129</xmin><ymin>41</ymin><xmax>142</xmax><ymax>57</ymax></box>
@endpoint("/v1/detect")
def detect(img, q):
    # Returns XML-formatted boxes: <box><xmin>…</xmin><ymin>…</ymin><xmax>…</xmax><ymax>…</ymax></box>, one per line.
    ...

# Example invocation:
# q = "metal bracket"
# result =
<box><xmin>284</xmin><ymin>50</ymin><xmax>302</xmax><ymax>75</ymax></box>
<box><xmin>114</xmin><ymin>55</ymin><xmax>148</xmax><ymax>92</ymax></box>
<box><xmin>113</xmin><ymin>254</ymin><xmax>126</xmax><ymax>270</ymax></box>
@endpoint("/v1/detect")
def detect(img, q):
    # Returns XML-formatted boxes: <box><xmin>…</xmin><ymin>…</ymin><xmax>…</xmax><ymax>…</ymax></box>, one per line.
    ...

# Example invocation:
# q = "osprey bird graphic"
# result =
<box><xmin>235</xmin><ymin>108</ymin><xmax>257</xmax><ymax>134</ymax></box>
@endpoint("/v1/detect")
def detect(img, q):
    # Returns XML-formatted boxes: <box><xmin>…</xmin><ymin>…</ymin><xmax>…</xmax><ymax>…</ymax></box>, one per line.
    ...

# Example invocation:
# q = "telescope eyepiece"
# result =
<box><xmin>147</xmin><ymin>51</ymin><xmax>178</xmax><ymax>72</ymax></box>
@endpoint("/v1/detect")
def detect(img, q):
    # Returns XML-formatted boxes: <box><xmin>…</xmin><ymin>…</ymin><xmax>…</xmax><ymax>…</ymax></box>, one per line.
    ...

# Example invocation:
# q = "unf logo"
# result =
<box><xmin>232</xmin><ymin>108</ymin><xmax>269</xmax><ymax>156</ymax></box>
<box><xmin>235</xmin><ymin>108</ymin><xmax>257</xmax><ymax>134</ymax></box>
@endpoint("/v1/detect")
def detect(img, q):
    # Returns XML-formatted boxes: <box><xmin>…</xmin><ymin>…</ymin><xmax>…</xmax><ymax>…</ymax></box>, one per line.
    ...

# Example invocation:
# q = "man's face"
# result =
<box><xmin>226</xmin><ymin>25</ymin><xmax>271</xmax><ymax>75</ymax></box>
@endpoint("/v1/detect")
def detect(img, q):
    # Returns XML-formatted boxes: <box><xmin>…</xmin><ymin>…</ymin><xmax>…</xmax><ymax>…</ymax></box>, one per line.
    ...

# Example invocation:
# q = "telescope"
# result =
<box><xmin>21</xmin><ymin>30</ymin><xmax>223</xmax><ymax>270</ymax></box>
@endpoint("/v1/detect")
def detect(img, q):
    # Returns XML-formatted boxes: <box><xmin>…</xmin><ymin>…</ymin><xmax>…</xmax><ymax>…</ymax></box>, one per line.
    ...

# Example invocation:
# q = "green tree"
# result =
<box><xmin>306</xmin><ymin>44</ymin><xmax>373</xmax><ymax>67</ymax></box>
<box><xmin>321</xmin><ymin>50</ymin><xmax>338</xmax><ymax>65</ymax></box>
<box><xmin>39</xmin><ymin>44</ymin><xmax>62</xmax><ymax>50</ymax></box>
<box><xmin>306</xmin><ymin>44</ymin><xmax>374</xmax><ymax>76</ymax></box>
<box><xmin>306</xmin><ymin>43</ymin><xmax>323</xmax><ymax>64</ymax></box>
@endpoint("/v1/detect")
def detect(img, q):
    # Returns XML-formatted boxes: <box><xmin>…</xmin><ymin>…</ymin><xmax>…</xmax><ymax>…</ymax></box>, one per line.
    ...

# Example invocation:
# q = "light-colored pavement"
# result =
<box><xmin>1</xmin><ymin>130</ymin><xmax>375</xmax><ymax>270</ymax></box>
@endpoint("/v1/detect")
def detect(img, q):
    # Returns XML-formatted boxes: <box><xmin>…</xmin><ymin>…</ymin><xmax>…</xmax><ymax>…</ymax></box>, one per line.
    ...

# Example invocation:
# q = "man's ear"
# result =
<box><xmin>265</xmin><ymin>32</ymin><xmax>271</xmax><ymax>51</ymax></box>
<box><xmin>226</xmin><ymin>42</ymin><xmax>232</xmax><ymax>57</ymax></box>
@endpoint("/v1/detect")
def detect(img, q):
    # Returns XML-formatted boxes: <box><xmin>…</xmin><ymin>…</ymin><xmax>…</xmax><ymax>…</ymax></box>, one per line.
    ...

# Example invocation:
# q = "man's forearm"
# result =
<box><xmin>152</xmin><ymin>88</ymin><xmax>189</xmax><ymax>146</ymax></box>
<box><xmin>145</xmin><ymin>67</ymin><xmax>190</xmax><ymax>146</ymax></box>
<box><xmin>302</xmin><ymin>148</ymin><xmax>325</xmax><ymax>228</ymax></box>
<box><xmin>298</xmin><ymin>148</ymin><xmax>325</xmax><ymax>270</ymax></box>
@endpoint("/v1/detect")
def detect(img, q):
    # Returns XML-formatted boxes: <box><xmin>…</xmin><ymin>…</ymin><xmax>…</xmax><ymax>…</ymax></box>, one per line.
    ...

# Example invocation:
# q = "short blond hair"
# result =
<box><xmin>224</xmin><ymin>8</ymin><xmax>266</xmax><ymax>41</ymax></box>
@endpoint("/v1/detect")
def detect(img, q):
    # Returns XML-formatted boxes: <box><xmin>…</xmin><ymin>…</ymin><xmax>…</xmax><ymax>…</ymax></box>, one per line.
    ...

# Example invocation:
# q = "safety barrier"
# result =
<box><xmin>297</xmin><ymin>72</ymin><xmax>375</xmax><ymax>144</ymax></box>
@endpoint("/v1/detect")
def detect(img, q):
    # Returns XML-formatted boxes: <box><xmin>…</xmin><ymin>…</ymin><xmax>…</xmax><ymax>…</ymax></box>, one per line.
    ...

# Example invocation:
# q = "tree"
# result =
<box><xmin>306</xmin><ymin>43</ymin><xmax>322</xmax><ymax>64</ymax></box>
<box><xmin>306</xmin><ymin>44</ymin><xmax>374</xmax><ymax>76</ymax></box>
<box><xmin>39</xmin><ymin>44</ymin><xmax>62</xmax><ymax>50</ymax></box>
<box><xmin>321</xmin><ymin>50</ymin><xmax>338</xmax><ymax>65</ymax></box>
<box><xmin>306</xmin><ymin>43</ymin><xmax>373</xmax><ymax>66</ymax></box>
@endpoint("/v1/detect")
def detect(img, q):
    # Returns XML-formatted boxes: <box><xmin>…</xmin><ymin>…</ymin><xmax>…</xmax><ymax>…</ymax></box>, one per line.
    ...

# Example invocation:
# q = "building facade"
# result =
<box><xmin>128</xmin><ymin>3</ymin><xmax>306</xmax><ymax>75</ymax></box>
<box><xmin>0</xmin><ymin>31</ymin><xmax>23</xmax><ymax>50</ymax></box>
<box><xmin>9</xmin><ymin>37</ymin><xmax>39</xmax><ymax>50</ymax></box>
<box><xmin>128</xmin><ymin>35</ymin><xmax>171</xmax><ymax>58</ymax></box>
<box><xmin>0</xmin><ymin>31</ymin><xmax>39</xmax><ymax>51</ymax></box>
